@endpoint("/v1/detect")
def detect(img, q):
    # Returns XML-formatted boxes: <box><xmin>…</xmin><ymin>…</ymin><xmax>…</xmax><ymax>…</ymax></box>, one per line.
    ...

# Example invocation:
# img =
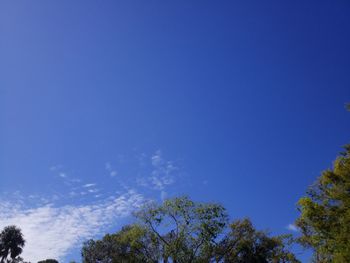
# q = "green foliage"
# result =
<box><xmin>296</xmin><ymin>145</ymin><xmax>350</xmax><ymax>262</ymax></box>
<box><xmin>346</xmin><ymin>103</ymin><xmax>350</xmax><ymax>111</ymax></box>
<box><xmin>218</xmin><ymin>219</ymin><xmax>300</xmax><ymax>263</ymax></box>
<box><xmin>134</xmin><ymin>196</ymin><xmax>228</xmax><ymax>263</ymax></box>
<box><xmin>0</xmin><ymin>226</ymin><xmax>25</xmax><ymax>263</ymax></box>
<box><xmin>82</xmin><ymin>196</ymin><xmax>298</xmax><ymax>262</ymax></box>
<box><xmin>82</xmin><ymin>225</ymin><xmax>158</xmax><ymax>263</ymax></box>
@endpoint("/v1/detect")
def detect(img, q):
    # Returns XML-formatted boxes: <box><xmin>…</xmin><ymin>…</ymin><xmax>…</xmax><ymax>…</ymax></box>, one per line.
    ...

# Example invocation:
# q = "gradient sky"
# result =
<box><xmin>1</xmin><ymin>1</ymin><xmax>350</xmax><ymax>262</ymax></box>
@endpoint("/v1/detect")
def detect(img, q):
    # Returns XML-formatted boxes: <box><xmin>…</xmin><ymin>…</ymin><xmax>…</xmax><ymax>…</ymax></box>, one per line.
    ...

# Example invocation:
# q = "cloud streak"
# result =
<box><xmin>138</xmin><ymin>150</ymin><xmax>177</xmax><ymax>191</ymax></box>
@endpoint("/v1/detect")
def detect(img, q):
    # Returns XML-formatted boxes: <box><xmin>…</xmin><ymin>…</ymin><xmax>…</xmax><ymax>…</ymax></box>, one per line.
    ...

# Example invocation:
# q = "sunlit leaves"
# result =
<box><xmin>296</xmin><ymin>145</ymin><xmax>350</xmax><ymax>262</ymax></box>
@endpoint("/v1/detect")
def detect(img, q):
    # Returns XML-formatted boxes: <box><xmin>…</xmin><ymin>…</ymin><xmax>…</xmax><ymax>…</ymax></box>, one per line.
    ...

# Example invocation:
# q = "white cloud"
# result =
<box><xmin>83</xmin><ymin>183</ymin><xmax>96</xmax><ymax>188</ymax></box>
<box><xmin>151</xmin><ymin>150</ymin><xmax>162</xmax><ymax>166</ymax></box>
<box><xmin>146</xmin><ymin>150</ymin><xmax>177</xmax><ymax>190</ymax></box>
<box><xmin>150</xmin><ymin>174</ymin><xmax>174</xmax><ymax>190</ymax></box>
<box><xmin>0</xmin><ymin>191</ymin><xmax>144</xmax><ymax>262</ymax></box>
<box><xmin>105</xmin><ymin>162</ymin><xmax>118</xmax><ymax>177</ymax></box>
<box><xmin>137</xmin><ymin>151</ymin><xmax>177</xmax><ymax>192</ymax></box>
<box><xmin>286</xmin><ymin>223</ymin><xmax>299</xmax><ymax>232</ymax></box>
<box><xmin>59</xmin><ymin>173</ymin><xmax>66</xmax><ymax>178</ymax></box>
<box><xmin>49</xmin><ymin>165</ymin><xmax>65</xmax><ymax>173</ymax></box>
<box><xmin>105</xmin><ymin>162</ymin><xmax>112</xmax><ymax>171</ymax></box>
<box><xmin>110</xmin><ymin>171</ymin><xmax>118</xmax><ymax>177</ymax></box>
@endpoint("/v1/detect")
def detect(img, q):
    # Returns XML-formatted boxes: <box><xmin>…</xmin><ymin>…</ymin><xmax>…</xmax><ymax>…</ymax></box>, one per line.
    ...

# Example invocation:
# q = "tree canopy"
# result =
<box><xmin>296</xmin><ymin>145</ymin><xmax>350</xmax><ymax>262</ymax></box>
<box><xmin>82</xmin><ymin>196</ymin><xmax>298</xmax><ymax>263</ymax></box>
<box><xmin>218</xmin><ymin>219</ymin><xmax>299</xmax><ymax>263</ymax></box>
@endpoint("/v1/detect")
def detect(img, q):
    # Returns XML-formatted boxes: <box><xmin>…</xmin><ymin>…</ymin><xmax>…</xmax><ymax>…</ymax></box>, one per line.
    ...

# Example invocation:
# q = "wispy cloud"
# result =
<box><xmin>58</xmin><ymin>172</ymin><xmax>67</xmax><ymax>178</ymax></box>
<box><xmin>105</xmin><ymin>162</ymin><xmax>118</xmax><ymax>177</ymax></box>
<box><xmin>286</xmin><ymin>223</ymin><xmax>299</xmax><ymax>232</ymax></box>
<box><xmin>136</xmin><ymin>150</ymin><xmax>179</xmax><ymax>201</ymax></box>
<box><xmin>0</xmin><ymin>191</ymin><xmax>144</xmax><ymax>262</ymax></box>
<box><xmin>1</xmin><ymin>150</ymin><xmax>180</xmax><ymax>261</ymax></box>
<box><xmin>105</xmin><ymin>162</ymin><xmax>112</xmax><ymax>170</ymax></box>
<box><xmin>49</xmin><ymin>165</ymin><xmax>62</xmax><ymax>172</ymax></box>
<box><xmin>50</xmin><ymin>165</ymin><xmax>82</xmax><ymax>186</ymax></box>
<box><xmin>151</xmin><ymin>150</ymin><xmax>163</xmax><ymax>166</ymax></box>
<box><xmin>83</xmin><ymin>183</ymin><xmax>96</xmax><ymax>188</ymax></box>
<box><xmin>145</xmin><ymin>150</ymin><xmax>177</xmax><ymax>190</ymax></box>
<box><xmin>110</xmin><ymin>171</ymin><xmax>118</xmax><ymax>177</ymax></box>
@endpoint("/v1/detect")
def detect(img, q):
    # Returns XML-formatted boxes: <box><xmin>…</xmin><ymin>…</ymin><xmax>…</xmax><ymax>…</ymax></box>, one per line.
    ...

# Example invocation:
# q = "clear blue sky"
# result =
<box><xmin>1</xmin><ymin>1</ymin><xmax>350</xmax><ymax>262</ymax></box>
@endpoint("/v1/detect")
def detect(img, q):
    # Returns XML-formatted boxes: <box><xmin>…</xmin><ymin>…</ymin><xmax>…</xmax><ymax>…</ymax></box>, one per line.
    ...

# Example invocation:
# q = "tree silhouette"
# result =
<box><xmin>0</xmin><ymin>226</ymin><xmax>25</xmax><ymax>263</ymax></box>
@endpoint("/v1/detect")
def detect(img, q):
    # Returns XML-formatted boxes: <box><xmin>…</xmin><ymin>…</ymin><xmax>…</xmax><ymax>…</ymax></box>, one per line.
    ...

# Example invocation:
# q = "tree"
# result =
<box><xmin>217</xmin><ymin>219</ymin><xmax>300</xmax><ymax>263</ymax></box>
<box><xmin>296</xmin><ymin>145</ymin><xmax>350</xmax><ymax>262</ymax></box>
<box><xmin>82</xmin><ymin>196</ymin><xmax>228</xmax><ymax>263</ymax></box>
<box><xmin>0</xmin><ymin>226</ymin><xmax>25</xmax><ymax>263</ymax></box>
<box><xmin>37</xmin><ymin>260</ymin><xmax>59</xmax><ymax>263</ymax></box>
<box><xmin>82</xmin><ymin>225</ymin><xmax>158</xmax><ymax>263</ymax></box>
<box><xmin>133</xmin><ymin>196</ymin><xmax>228</xmax><ymax>263</ymax></box>
<box><xmin>82</xmin><ymin>196</ymin><xmax>299</xmax><ymax>262</ymax></box>
<box><xmin>346</xmin><ymin>103</ymin><xmax>350</xmax><ymax>111</ymax></box>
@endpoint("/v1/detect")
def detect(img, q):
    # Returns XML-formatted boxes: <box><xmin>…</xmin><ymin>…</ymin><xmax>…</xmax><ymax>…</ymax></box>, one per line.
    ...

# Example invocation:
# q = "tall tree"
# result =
<box><xmin>0</xmin><ymin>226</ymin><xmax>25</xmax><ymax>263</ymax></box>
<box><xmin>296</xmin><ymin>145</ymin><xmax>350</xmax><ymax>262</ymax></box>
<box><xmin>134</xmin><ymin>196</ymin><xmax>228</xmax><ymax>263</ymax></box>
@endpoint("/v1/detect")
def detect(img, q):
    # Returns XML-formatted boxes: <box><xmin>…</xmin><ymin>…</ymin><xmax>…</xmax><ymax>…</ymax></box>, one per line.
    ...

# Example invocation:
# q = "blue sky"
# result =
<box><xmin>1</xmin><ymin>1</ymin><xmax>350</xmax><ymax>262</ymax></box>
